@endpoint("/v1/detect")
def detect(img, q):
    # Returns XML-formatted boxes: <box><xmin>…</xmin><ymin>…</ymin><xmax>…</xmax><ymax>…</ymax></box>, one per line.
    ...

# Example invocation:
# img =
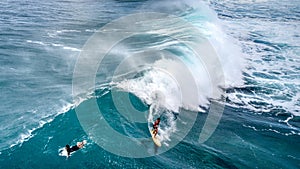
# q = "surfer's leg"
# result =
<box><xmin>65</xmin><ymin>145</ymin><xmax>70</xmax><ymax>150</ymax></box>
<box><xmin>65</xmin><ymin>145</ymin><xmax>72</xmax><ymax>156</ymax></box>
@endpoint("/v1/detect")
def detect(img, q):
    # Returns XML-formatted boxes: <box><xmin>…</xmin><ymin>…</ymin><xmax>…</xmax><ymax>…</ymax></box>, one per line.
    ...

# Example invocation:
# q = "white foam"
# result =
<box><xmin>26</xmin><ymin>40</ymin><xmax>46</xmax><ymax>46</ymax></box>
<box><xmin>9</xmin><ymin>128</ymin><xmax>36</xmax><ymax>149</ymax></box>
<box><xmin>56</xmin><ymin>29</ymin><xmax>81</xmax><ymax>33</ymax></box>
<box><xmin>115</xmin><ymin>60</ymin><xmax>210</xmax><ymax>113</ymax></box>
<box><xmin>8</xmin><ymin>103</ymin><xmax>75</xmax><ymax>149</ymax></box>
<box><xmin>26</xmin><ymin>40</ymin><xmax>81</xmax><ymax>52</ymax></box>
<box><xmin>51</xmin><ymin>43</ymin><xmax>63</xmax><ymax>47</ymax></box>
<box><xmin>63</xmin><ymin>46</ymin><xmax>81</xmax><ymax>52</ymax></box>
<box><xmin>243</xmin><ymin>124</ymin><xmax>300</xmax><ymax>136</ymax></box>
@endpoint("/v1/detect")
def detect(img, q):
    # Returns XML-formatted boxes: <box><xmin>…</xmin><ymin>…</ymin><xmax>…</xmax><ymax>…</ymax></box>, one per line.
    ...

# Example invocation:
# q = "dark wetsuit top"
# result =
<box><xmin>66</xmin><ymin>145</ymin><xmax>80</xmax><ymax>155</ymax></box>
<box><xmin>71</xmin><ymin>145</ymin><xmax>79</xmax><ymax>152</ymax></box>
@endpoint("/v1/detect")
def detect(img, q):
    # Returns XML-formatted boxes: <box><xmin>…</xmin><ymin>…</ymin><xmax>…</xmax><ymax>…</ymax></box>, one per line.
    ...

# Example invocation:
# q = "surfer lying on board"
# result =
<box><xmin>152</xmin><ymin>118</ymin><xmax>160</xmax><ymax>137</ymax></box>
<box><xmin>65</xmin><ymin>141</ymin><xmax>85</xmax><ymax>157</ymax></box>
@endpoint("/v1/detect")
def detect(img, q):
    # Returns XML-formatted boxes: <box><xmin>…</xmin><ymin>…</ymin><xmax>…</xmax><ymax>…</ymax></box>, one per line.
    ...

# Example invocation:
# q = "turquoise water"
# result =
<box><xmin>1</xmin><ymin>0</ymin><xmax>300</xmax><ymax>168</ymax></box>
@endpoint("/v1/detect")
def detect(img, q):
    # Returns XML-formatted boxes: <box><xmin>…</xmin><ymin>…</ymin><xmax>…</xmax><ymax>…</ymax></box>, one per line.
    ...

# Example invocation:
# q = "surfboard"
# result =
<box><xmin>150</xmin><ymin>130</ymin><xmax>161</xmax><ymax>147</ymax></box>
<box><xmin>59</xmin><ymin>147</ymin><xmax>70</xmax><ymax>157</ymax></box>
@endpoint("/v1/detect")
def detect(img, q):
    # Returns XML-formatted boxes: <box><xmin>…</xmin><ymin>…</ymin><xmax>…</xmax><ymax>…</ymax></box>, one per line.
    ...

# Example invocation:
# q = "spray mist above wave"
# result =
<box><xmin>102</xmin><ymin>0</ymin><xmax>245</xmax><ymax>110</ymax></box>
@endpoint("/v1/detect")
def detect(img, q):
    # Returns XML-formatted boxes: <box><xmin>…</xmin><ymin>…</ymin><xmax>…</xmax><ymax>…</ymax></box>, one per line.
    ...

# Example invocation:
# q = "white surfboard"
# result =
<box><xmin>150</xmin><ymin>130</ymin><xmax>161</xmax><ymax>147</ymax></box>
<box><xmin>59</xmin><ymin>147</ymin><xmax>70</xmax><ymax>157</ymax></box>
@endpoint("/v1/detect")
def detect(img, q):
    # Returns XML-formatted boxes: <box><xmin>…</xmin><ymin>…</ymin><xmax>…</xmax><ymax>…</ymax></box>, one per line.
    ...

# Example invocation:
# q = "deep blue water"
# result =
<box><xmin>0</xmin><ymin>0</ymin><xmax>299</xmax><ymax>168</ymax></box>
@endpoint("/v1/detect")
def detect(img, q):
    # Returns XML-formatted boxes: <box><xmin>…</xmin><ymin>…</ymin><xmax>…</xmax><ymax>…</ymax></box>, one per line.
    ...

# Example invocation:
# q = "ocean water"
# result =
<box><xmin>0</xmin><ymin>0</ymin><xmax>299</xmax><ymax>168</ymax></box>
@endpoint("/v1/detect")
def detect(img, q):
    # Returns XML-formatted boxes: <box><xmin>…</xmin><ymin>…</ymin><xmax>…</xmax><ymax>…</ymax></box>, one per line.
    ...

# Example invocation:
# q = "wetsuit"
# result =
<box><xmin>71</xmin><ymin>145</ymin><xmax>80</xmax><ymax>151</ymax></box>
<box><xmin>153</xmin><ymin>120</ymin><xmax>160</xmax><ymax>129</ymax></box>
<box><xmin>66</xmin><ymin>145</ymin><xmax>80</xmax><ymax>156</ymax></box>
